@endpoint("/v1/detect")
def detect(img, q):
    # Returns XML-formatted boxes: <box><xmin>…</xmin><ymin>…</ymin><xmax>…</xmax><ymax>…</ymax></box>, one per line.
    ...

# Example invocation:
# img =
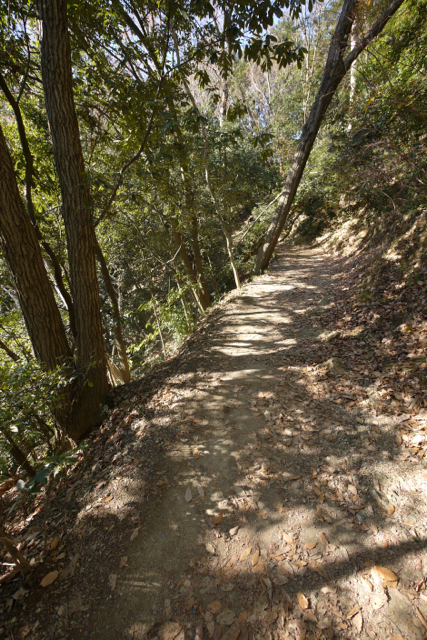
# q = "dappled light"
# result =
<box><xmin>3</xmin><ymin>246</ymin><xmax>424</xmax><ymax>639</ymax></box>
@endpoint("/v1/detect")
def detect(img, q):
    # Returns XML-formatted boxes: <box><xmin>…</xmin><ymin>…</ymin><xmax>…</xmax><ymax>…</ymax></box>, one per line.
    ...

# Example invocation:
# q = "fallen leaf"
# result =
<box><xmin>371</xmin><ymin>566</ymin><xmax>399</xmax><ymax>588</ymax></box>
<box><xmin>198</xmin><ymin>486</ymin><xmax>205</xmax><ymax>497</ymax></box>
<box><xmin>130</xmin><ymin>527</ymin><xmax>140</xmax><ymax>541</ymax></box>
<box><xmin>371</xmin><ymin>593</ymin><xmax>387</xmax><ymax>610</ymax></box>
<box><xmin>158</xmin><ymin>622</ymin><xmax>183</xmax><ymax>640</ymax></box>
<box><xmin>193</xmin><ymin>448</ymin><xmax>201</xmax><ymax>458</ymax></box>
<box><xmin>416</xmin><ymin>608</ymin><xmax>427</xmax><ymax>630</ymax></box>
<box><xmin>185</xmin><ymin>488</ymin><xmax>192</xmax><ymax>503</ymax></box>
<box><xmin>40</xmin><ymin>570</ymin><xmax>58</xmax><ymax>588</ymax></box>
<box><xmin>283</xmin><ymin>532</ymin><xmax>294</xmax><ymax>544</ymax></box>
<box><xmin>217</xmin><ymin>609</ymin><xmax>236</xmax><ymax>626</ymax></box>
<box><xmin>305</xmin><ymin>542</ymin><xmax>317</xmax><ymax>550</ymax></box>
<box><xmin>240</xmin><ymin>548</ymin><xmax>251</xmax><ymax>562</ymax></box>
<box><xmin>352</xmin><ymin>612</ymin><xmax>363</xmax><ymax>634</ymax></box>
<box><xmin>229</xmin><ymin>526</ymin><xmax>239</xmax><ymax>537</ymax></box>
<box><xmin>309</xmin><ymin>560</ymin><xmax>328</xmax><ymax>579</ymax></box>
<box><xmin>286</xmin><ymin>619</ymin><xmax>306</xmax><ymax>640</ymax></box>
<box><xmin>302</xmin><ymin>610</ymin><xmax>317</xmax><ymax>623</ymax></box>
<box><xmin>317</xmin><ymin>618</ymin><xmax>331</xmax><ymax>629</ymax></box>
<box><xmin>101</xmin><ymin>495</ymin><xmax>113</xmax><ymax>503</ymax></box>
<box><xmin>319</xmin><ymin>532</ymin><xmax>328</xmax><ymax>547</ymax></box>
<box><xmin>120</xmin><ymin>556</ymin><xmax>128</xmax><ymax>568</ymax></box>
<box><xmin>237</xmin><ymin>612</ymin><xmax>248</xmax><ymax>625</ymax></box>
<box><xmin>251</xmin><ymin>550</ymin><xmax>260</xmax><ymax>566</ymax></box>
<box><xmin>49</xmin><ymin>538</ymin><xmax>60</xmax><ymax>552</ymax></box>
<box><xmin>109</xmin><ymin>573</ymin><xmax>117</xmax><ymax>590</ymax></box>
<box><xmin>298</xmin><ymin>592</ymin><xmax>309</xmax><ymax>610</ymax></box>
<box><xmin>17</xmin><ymin>624</ymin><xmax>32</xmax><ymax>639</ymax></box>
<box><xmin>213</xmin><ymin>513</ymin><xmax>223</xmax><ymax>525</ymax></box>
<box><xmin>347</xmin><ymin>605</ymin><xmax>362</xmax><ymax>619</ymax></box>
<box><xmin>387</xmin><ymin>504</ymin><xmax>395</xmax><ymax>516</ymax></box>
<box><xmin>207</xmin><ymin>600</ymin><xmax>223</xmax><ymax>615</ymax></box>
<box><xmin>219</xmin><ymin>622</ymin><xmax>240</xmax><ymax>640</ymax></box>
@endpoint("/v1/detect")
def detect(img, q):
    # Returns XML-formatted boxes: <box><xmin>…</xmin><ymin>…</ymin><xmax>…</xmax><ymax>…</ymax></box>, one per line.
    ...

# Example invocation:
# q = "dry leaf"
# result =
<box><xmin>251</xmin><ymin>550</ymin><xmax>260</xmax><ymax>566</ymax></box>
<box><xmin>371</xmin><ymin>593</ymin><xmax>387</xmax><ymax>610</ymax></box>
<box><xmin>317</xmin><ymin>618</ymin><xmax>331</xmax><ymax>629</ymax></box>
<box><xmin>286</xmin><ymin>619</ymin><xmax>306</xmax><ymax>640</ymax></box>
<box><xmin>347</xmin><ymin>605</ymin><xmax>362</xmax><ymax>619</ymax></box>
<box><xmin>193</xmin><ymin>448</ymin><xmax>201</xmax><ymax>458</ymax></box>
<box><xmin>109</xmin><ymin>573</ymin><xmax>117</xmax><ymax>590</ymax></box>
<box><xmin>158</xmin><ymin>622</ymin><xmax>182</xmax><ymax>640</ymax></box>
<box><xmin>353</xmin><ymin>612</ymin><xmax>363</xmax><ymax>634</ymax></box>
<box><xmin>40</xmin><ymin>570</ymin><xmax>58</xmax><ymax>588</ymax></box>
<box><xmin>213</xmin><ymin>513</ymin><xmax>223</xmax><ymax>525</ymax></box>
<box><xmin>237</xmin><ymin>612</ymin><xmax>248</xmax><ymax>625</ymax></box>
<box><xmin>101</xmin><ymin>495</ymin><xmax>113</xmax><ymax>503</ymax></box>
<box><xmin>305</xmin><ymin>542</ymin><xmax>317</xmax><ymax>550</ymax></box>
<box><xmin>319</xmin><ymin>532</ymin><xmax>328</xmax><ymax>547</ymax></box>
<box><xmin>387</xmin><ymin>504</ymin><xmax>395</xmax><ymax>516</ymax></box>
<box><xmin>198</xmin><ymin>486</ymin><xmax>205</xmax><ymax>497</ymax></box>
<box><xmin>298</xmin><ymin>592</ymin><xmax>309</xmax><ymax>610</ymax></box>
<box><xmin>130</xmin><ymin>527</ymin><xmax>140</xmax><ymax>541</ymax></box>
<box><xmin>310</xmin><ymin>560</ymin><xmax>328</xmax><ymax>579</ymax></box>
<box><xmin>219</xmin><ymin>622</ymin><xmax>240</xmax><ymax>640</ymax></box>
<box><xmin>207</xmin><ymin>600</ymin><xmax>223</xmax><ymax>615</ymax></box>
<box><xmin>120</xmin><ymin>556</ymin><xmax>128</xmax><ymax>568</ymax></box>
<box><xmin>416</xmin><ymin>608</ymin><xmax>427</xmax><ymax>630</ymax></box>
<box><xmin>229</xmin><ymin>526</ymin><xmax>239</xmax><ymax>537</ymax></box>
<box><xmin>185</xmin><ymin>487</ymin><xmax>192</xmax><ymax>503</ymax></box>
<box><xmin>371</xmin><ymin>566</ymin><xmax>399</xmax><ymax>587</ymax></box>
<box><xmin>217</xmin><ymin>609</ymin><xmax>236</xmax><ymax>626</ymax></box>
<box><xmin>49</xmin><ymin>538</ymin><xmax>60</xmax><ymax>552</ymax></box>
<box><xmin>303</xmin><ymin>610</ymin><xmax>317</xmax><ymax>623</ymax></box>
<box><xmin>283</xmin><ymin>532</ymin><xmax>293</xmax><ymax>544</ymax></box>
<box><xmin>240</xmin><ymin>548</ymin><xmax>251</xmax><ymax>562</ymax></box>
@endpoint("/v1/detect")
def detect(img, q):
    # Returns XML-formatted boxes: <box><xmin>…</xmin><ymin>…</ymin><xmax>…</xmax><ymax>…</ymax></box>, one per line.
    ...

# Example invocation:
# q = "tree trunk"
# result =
<box><xmin>0</xmin><ymin>338</ymin><xmax>20</xmax><ymax>362</ymax></box>
<box><xmin>94</xmin><ymin>237</ymin><xmax>131</xmax><ymax>384</ymax></box>
<box><xmin>36</xmin><ymin>0</ymin><xmax>108</xmax><ymax>438</ymax></box>
<box><xmin>190</xmin><ymin>216</ymin><xmax>211</xmax><ymax>308</ymax></box>
<box><xmin>254</xmin><ymin>0</ymin><xmax>406</xmax><ymax>274</ymax></box>
<box><xmin>2</xmin><ymin>428</ymin><xmax>36</xmax><ymax>478</ymax></box>
<box><xmin>171</xmin><ymin>222</ymin><xmax>209</xmax><ymax>312</ymax></box>
<box><xmin>0</xmin><ymin>126</ymin><xmax>71</xmax><ymax>370</ymax></box>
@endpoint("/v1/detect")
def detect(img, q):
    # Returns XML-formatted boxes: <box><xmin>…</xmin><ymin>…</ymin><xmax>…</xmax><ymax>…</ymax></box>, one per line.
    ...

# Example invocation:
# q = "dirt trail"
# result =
<box><xmin>80</xmin><ymin>246</ymin><xmax>425</xmax><ymax>640</ymax></box>
<box><xmin>5</xmin><ymin>246</ymin><xmax>426</xmax><ymax>640</ymax></box>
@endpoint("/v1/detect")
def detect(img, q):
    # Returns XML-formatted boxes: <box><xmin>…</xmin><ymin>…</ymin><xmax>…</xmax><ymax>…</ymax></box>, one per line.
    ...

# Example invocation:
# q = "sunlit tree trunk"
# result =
<box><xmin>254</xmin><ymin>0</ymin><xmax>406</xmax><ymax>274</ymax></box>
<box><xmin>36</xmin><ymin>0</ymin><xmax>108</xmax><ymax>437</ymax></box>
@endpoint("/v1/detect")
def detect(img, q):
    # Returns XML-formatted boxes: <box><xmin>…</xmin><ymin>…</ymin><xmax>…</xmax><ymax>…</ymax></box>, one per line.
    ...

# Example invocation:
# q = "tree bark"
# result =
<box><xmin>171</xmin><ymin>221</ymin><xmax>209</xmax><ymax>312</ymax></box>
<box><xmin>36</xmin><ymin>0</ymin><xmax>108</xmax><ymax>437</ymax></box>
<box><xmin>0</xmin><ymin>125</ymin><xmax>71</xmax><ymax>370</ymax></box>
<box><xmin>2</xmin><ymin>428</ymin><xmax>36</xmax><ymax>478</ymax></box>
<box><xmin>0</xmin><ymin>72</ymin><xmax>77</xmax><ymax>337</ymax></box>
<box><xmin>0</xmin><ymin>338</ymin><xmax>20</xmax><ymax>362</ymax></box>
<box><xmin>94</xmin><ymin>237</ymin><xmax>131</xmax><ymax>383</ymax></box>
<box><xmin>254</xmin><ymin>0</ymin><xmax>406</xmax><ymax>274</ymax></box>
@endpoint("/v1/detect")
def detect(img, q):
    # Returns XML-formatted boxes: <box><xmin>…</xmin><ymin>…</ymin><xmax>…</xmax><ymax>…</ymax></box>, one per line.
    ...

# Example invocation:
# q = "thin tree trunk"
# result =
<box><xmin>2</xmin><ymin>428</ymin><xmax>36</xmax><ymax>478</ymax></box>
<box><xmin>171</xmin><ymin>222</ymin><xmax>208</xmax><ymax>312</ymax></box>
<box><xmin>254</xmin><ymin>0</ymin><xmax>406</xmax><ymax>274</ymax></box>
<box><xmin>94</xmin><ymin>237</ymin><xmax>131</xmax><ymax>384</ymax></box>
<box><xmin>36</xmin><ymin>0</ymin><xmax>108</xmax><ymax>438</ymax></box>
<box><xmin>0</xmin><ymin>339</ymin><xmax>20</xmax><ymax>362</ymax></box>
<box><xmin>176</xmin><ymin>54</ymin><xmax>241</xmax><ymax>291</ymax></box>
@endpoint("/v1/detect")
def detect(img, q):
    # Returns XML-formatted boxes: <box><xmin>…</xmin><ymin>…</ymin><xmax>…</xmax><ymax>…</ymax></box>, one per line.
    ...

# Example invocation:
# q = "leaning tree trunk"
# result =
<box><xmin>254</xmin><ymin>0</ymin><xmax>406</xmax><ymax>274</ymax></box>
<box><xmin>94</xmin><ymin>237</ymin><xmax>131</xmax><ymax>384</ymax></box>
<box><xmin>36</xmin><ymin>0</ymin><xmax>108</xmax><ymax>438</ymax></box>
<box><xmin>0</xmin><ymin>126</ymin><xmax>71</xmax><ymax>371</ymax></box>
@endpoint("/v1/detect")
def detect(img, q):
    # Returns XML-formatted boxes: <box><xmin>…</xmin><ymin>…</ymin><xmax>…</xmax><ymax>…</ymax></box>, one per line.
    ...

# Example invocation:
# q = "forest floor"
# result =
<box><xmin>2</xmin><ymin>243</ymin><xmax>427</xmax><ymax>640</ymax></box>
